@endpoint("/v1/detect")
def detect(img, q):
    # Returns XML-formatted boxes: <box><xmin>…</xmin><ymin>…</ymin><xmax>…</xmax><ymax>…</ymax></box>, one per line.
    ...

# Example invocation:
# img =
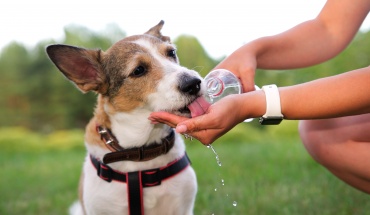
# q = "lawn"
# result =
<box><xmin>1</xmin><ymin>123</ymin><xmax>369</xmax><ymax>215</ymax></box>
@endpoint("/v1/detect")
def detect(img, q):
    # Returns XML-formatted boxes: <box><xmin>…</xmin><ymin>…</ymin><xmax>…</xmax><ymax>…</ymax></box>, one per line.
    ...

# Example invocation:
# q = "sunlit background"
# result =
<box><xmin>2</xmin><ymin>0</ymin><xmax>369</xmax><ymax>58</ymax></box>
<box><xmin>1</xmin><ymin>1</ymin><xmax>370</xmax><ymax>214</ymax></box>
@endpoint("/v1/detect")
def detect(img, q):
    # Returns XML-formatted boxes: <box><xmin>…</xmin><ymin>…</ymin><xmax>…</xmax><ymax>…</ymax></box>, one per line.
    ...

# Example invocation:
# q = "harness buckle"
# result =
<box><xmin>97</xmin><ymin>162</ymin><xmax>113</xmax><ymax>182</ymax></box>
<box><xmin>142</xmin><ymin>168</ymin><xmax>162</xmax><ymax>187</ymax></box>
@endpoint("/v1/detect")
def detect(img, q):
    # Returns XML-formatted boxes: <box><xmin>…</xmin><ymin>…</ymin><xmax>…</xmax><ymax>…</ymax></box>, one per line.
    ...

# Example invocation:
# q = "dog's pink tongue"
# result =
<box><xmin>187</xmin><ymin>97</ymin><xmax>211</xmax><ymax>118</ymax></box>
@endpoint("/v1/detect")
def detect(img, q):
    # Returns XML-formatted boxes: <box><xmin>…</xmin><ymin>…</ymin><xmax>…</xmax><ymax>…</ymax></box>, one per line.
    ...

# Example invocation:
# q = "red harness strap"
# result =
<box><xmin>90</xmin><ymin>153</ymin><xmax>191</xmax><ymax>215</ymax></box>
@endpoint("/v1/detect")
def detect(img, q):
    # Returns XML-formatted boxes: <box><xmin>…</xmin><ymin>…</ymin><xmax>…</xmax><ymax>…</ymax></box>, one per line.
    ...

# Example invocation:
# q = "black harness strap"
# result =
<box><xmin>90</xmin><ymin>153</ymin><xmax>191</xmax><ymax>215</ymax></box>
<box><xmin>127</xmin><ymin>172</ymin><xmax>143</xmax><ymax>215</ymax></box>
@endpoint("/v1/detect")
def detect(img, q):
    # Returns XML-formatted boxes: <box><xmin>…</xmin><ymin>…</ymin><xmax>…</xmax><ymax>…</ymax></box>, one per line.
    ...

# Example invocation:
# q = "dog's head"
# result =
<box><xmin>46</xmin><ymin>21</ymin><xmax>207</xmax><ymax>118</ymax></box>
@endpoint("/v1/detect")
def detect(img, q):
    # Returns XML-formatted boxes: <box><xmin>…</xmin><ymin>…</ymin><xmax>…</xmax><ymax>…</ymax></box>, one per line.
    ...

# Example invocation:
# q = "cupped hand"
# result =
<box><xmin>149</xmin><ymin>94</ymin><xmax>245</xmax><ymax>145</ymax></box>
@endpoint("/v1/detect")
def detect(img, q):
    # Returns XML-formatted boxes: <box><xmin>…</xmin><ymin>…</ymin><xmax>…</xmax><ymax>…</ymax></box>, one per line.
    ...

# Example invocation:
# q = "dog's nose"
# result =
<box><xmin>179</xmin><ymin>76</ymin><xmax>201</xmax><ymax>95</ymax></box>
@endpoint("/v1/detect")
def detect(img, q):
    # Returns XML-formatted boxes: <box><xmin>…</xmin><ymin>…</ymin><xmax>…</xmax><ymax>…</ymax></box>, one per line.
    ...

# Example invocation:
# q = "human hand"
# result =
<box><xmin>149</xmin><ymin>94</ymin><xmax>247</xmax><ymax>145</ymax></box>
<box><xmin>213</xmin><ymin>46</ymin><xmax>258</xmax><ymax>93</ymax></box>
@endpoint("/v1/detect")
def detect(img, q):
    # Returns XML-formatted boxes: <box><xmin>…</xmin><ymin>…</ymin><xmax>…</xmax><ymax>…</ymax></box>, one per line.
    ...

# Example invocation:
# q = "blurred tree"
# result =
<box><xmin>63</xmin><ymin>23</ymin><xmax>126</xmax><ymax>50</ymax></box>
<box><xmin>174</xmin><ymin>35</ymin><xmax>220</xmax><ymax>77</ymax></box>
<box><xmin>0</xmin><ymin>25</ymin><xmax>125</xmax><ymax>131</ymax></box>
<box><xmin>255</xmin><ymin>31</ymin><xmax>370</xmax><ymax>87</ymax></box>
<box><xmin>0</xmin><ymin>42</ymin><xmax>31</xmax><ymax>127</ymax></box>
<box><xmin>0</xmin><ymin>27</ymin><xmax>368</xmax><ymax>132</ymax></box>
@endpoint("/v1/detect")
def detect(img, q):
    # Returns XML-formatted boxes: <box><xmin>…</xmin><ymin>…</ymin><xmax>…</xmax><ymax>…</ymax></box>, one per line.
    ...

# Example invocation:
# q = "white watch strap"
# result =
<box><xmin>262</xmin><ymin>84</ymin><xmax>283</xmax><ymax>118</ymax></box>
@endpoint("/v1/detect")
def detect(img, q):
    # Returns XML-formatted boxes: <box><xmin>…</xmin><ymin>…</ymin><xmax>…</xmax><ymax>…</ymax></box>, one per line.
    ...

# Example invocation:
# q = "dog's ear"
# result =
<box><xmin>46</xmin><ymin>44</ymin><xmax>107</xmax><ymax>94</ymax></box>
<box><xmin>145</xmin><ymin>20</ymin><xmax>170</xmax><ymax>42</ymax></box>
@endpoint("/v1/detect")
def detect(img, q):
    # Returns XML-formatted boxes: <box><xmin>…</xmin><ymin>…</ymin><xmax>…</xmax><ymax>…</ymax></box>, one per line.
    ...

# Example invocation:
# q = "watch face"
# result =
<box><xmin>259</xmin><ymin>117</ymin><xmax>283</xmax><ymax>125</ymax></box>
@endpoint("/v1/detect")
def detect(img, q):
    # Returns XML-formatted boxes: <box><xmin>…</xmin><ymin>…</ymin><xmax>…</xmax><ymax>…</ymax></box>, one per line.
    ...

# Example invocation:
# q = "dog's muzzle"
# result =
<box><xmin>178</xmin><ymin>75</ymin><xmax>201</xmax><ymax>96</ymax></box>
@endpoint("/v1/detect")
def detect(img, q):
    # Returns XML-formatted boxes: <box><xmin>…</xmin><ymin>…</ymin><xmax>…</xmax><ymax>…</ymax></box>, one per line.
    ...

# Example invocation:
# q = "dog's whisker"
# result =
<box><xmin>191</xmin><ymin>66</ymin><xmax>204</xmax><ymax>72</ymax></box>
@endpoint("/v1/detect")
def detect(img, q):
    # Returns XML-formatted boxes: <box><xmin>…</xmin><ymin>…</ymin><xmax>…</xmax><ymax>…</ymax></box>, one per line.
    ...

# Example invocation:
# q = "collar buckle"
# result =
<box><xmin>96</xmin><ymin>126</ymin><xmax>124</xmax><ymax>151</ymax></box>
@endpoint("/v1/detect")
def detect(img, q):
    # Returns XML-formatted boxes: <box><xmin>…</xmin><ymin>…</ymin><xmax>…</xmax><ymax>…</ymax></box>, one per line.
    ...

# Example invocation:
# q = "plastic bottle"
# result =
<box><xmin>204</xmin><ymin>69</ymin><xmax>258</xmax><ymax>122</ymax></box>
<box><xmin>204</xmin><ymin>69</ymin><xmax>243</xmax><ymax>103</ymax></box>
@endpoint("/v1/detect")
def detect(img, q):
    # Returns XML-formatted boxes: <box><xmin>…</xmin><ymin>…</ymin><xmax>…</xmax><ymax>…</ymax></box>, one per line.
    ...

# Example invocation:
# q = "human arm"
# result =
<box><xmin>149</xmin><ymin>0</ymin><xmax>370</xmax><ymax>144</ymax></box>
<box><xmin>149</xmin><ymin>66</ymin><xmax>370</xmax><ymax>145</ymax></box>
<box><xmin>216</xmin><ymin>0</ymin><xmax>370</xmax><ymax>92</ymax></box>
<box><xmin>280</xmin><ymin>66</ymin><xmax>370</xmax><ymax>119</ymax></box>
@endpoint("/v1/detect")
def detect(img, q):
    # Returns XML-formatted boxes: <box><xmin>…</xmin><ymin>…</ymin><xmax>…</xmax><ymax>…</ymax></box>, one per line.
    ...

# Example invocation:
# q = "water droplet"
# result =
<box><xmin>207</xmin><ymin>145</ymin><xmax>222</xmax><ymax>166</ymax></box>
<box><xmin>206</xmin><ymin>144</ymin><xmax>237</xmax><ymax>212</ymax></box>
<box><xmin>217</xmin><ymin>160</ymin><xmax>222</xmax><ymax>167</ymax></box>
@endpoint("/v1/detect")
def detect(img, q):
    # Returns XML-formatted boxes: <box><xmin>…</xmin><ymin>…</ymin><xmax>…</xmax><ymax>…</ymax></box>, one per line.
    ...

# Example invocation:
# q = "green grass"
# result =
<box><xmin>1</xmin><ymin>125</ymin><xmax>369</xmax><ymax>215</ymax></box>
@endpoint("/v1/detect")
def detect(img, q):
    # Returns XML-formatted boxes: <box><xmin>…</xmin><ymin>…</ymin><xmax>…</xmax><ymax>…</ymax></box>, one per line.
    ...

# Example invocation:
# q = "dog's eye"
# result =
<box><xmin>131</xmin><ymin>65</ymin><xmax>147</xmax><ymax>77</ymax></box>
<box><xmin>167</xmin><ymin>49</ymin><xmax>177</xmax><ymax>59</ymax></box>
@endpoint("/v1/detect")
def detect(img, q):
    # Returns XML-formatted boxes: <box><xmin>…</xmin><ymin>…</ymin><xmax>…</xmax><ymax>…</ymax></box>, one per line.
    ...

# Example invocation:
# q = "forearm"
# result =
<box><xmin>242</xmin><ymin>0</ymin><xmax>369</xmax><ymax>70</ymax></box>
<box><xmin>238</xmin><ymin>66</ymin><xmax>370</xmax><ymax>121</ymax></box>
<box><xmin>280</xmin><ymin>66</ymin><xmax>370</xmax><ymax>119</ymax></box>
<box><xmin>251</xmin><ymin>20</ymin><xmax>343</xmax><ymax>69</ymax></box>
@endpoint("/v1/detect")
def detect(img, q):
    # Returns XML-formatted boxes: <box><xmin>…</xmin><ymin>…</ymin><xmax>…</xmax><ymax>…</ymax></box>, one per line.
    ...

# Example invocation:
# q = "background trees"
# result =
<box><xmin>0</xmin><ymin>25</ymin><xmax>368</xmax><ymax>132</ymax></box>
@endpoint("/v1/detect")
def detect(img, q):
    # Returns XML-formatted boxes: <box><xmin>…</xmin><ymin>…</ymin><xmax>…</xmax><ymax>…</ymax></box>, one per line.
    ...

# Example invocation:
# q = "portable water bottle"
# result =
<box><xmin>204</xmin><ymin>69</ymin><xmax>243</xmax><ymax>103</ymax></box>
<box><xmin>204</xmin><ymin>69</ymin><xmax>259</xmax><ymax>122</ymax></box>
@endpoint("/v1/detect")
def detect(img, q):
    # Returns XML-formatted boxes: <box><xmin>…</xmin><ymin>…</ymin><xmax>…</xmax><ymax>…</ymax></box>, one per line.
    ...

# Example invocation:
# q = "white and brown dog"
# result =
<box><xmin>46</xmin><ymin>21</ymin><xmax>210</xmax><ymax>215</ymax></box>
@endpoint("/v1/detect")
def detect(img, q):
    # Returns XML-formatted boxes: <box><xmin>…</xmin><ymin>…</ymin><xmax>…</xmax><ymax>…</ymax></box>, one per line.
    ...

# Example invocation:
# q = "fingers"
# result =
<box><xmin>150</xmin><ymin>109</ymin><xmax>215</xmax><ymax>132</ymax></box>
<box><xmin>186</xmin><ymin>130</ymin><xmax>215</xmax><ymax>145</ymax></box>
<box><xmin>211</xmin><ymin>66</ymin><xmax>256</xmax><ymax>93</ymax></box>
<box><xmin>148</xmin><ymin>111</ymin><xmax>188</xmax><ymax>128</ymax></box>
<box><xmin>149</xmin><ymin>103</ymin><xmax>231</xmax><ymax>145</ymax></box>
<box><xmin>175</xmin><ymin>114</ymin><xmax>222</xmax><ymax>145</ymax></box>
<box><xmin>149</xmin><ymin>112</ymin><xmax>218</xmax><ymax>145</ymax></box>
<box><xmin>176</xmin><ymin>113</ymin><xmax>209</xmax><ymax>133</ymax></box>
<box><xmin>239</xmin><ymin>64</ymin><xmax>256</xmax><ymax>93</ymax></box>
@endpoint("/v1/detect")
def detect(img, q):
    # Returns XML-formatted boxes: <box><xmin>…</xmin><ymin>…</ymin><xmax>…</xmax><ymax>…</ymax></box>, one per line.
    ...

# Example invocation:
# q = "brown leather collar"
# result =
<box><xmin>96</xmin><ymin>126</ymin><xmax>175</xmax><ymax>164</ymax></box>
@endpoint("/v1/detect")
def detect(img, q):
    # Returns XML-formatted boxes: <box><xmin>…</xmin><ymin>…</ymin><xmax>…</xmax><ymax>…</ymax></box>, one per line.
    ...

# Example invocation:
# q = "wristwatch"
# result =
<box><xmin>259</xmin><ymin>84</ymin><xmax>284</xmax><ymax>125</ymax></box>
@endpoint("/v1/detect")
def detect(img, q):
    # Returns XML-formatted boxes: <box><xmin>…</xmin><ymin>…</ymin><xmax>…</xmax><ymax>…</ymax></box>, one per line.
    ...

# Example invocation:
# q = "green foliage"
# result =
<box><xmin>1</xmin><ymin>24</ymin><xmax>369</xmax><ymax>214</ymax></box>
<box><xmin>0</xmin><ymin>127</ymin><xmax>84</xmax><ymax>152</ymax></box>
<box><xmin>0</xmin><ymin>25</ymin><xmax>125</xmax><ymax>131</ymax></box>
<box><xmin>1</xmin><ymin>127</ymin><xmax>370</xmax><ymax>215</ymax></box>
<box><xmin>0</xmin><ymin>130</ymin><xmax>84</xmax><ymax>215</ymax></box>
<box><xmin>0</xmin><ymin>25</ymin><xmax>369</xmax><ymax>133</ymax></box>
<box><xmin>63</xmin><ymin>23</ymin><xmax>125</xmax><ymax>50</ymax></box>
<box><xmin>255</xmin><ymin>31</ymin><xmax>370</xmax><ymax>87</ymax></box>
<box><xmin>174</xmin><ymin>35</ymin><xmax>220</xmax><ymax>77</ymax></box>
<box><xmin>0</xmin><ymin>25</ymin><xmax>219</xmax><ymax>132</ymax></box>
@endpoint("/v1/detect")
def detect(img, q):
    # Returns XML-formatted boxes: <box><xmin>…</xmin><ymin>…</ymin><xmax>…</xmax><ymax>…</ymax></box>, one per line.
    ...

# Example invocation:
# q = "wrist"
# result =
<box><xmin>259</xmin><ymin>84</ymin><xmax>284</xmax><ymax>125</ymax></box>
<box><xmin>238</xmin><ymin>90</ymin><xmax>266</xmax><ymax>121</ymax></box>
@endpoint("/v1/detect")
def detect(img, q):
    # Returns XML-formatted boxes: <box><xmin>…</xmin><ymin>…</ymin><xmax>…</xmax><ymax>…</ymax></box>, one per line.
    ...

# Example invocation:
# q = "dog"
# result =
<box><xmin>46</xmin><ymin>20</ymin><xmax>209</xmax><ymax>215</ymax></box>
